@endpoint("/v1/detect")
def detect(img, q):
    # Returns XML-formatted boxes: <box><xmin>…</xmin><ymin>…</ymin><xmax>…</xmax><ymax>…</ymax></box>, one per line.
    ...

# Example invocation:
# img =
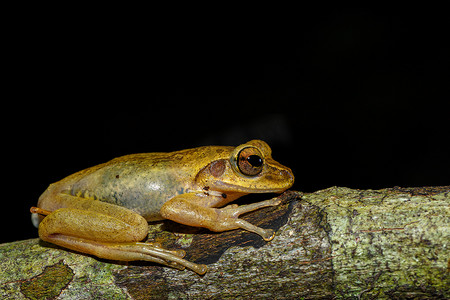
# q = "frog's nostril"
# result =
<box><xmin>282</xmin><ymin>169</ymin><xmax>295</xmax><ymax>186</ymax></box>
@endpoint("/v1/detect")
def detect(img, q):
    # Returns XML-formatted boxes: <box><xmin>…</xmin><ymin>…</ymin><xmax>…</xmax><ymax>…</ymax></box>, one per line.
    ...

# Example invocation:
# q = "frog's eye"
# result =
<box><xmin>237</xmin><ymin>147</ymin><xmax>264</xmax><ymax>176</ymax></box>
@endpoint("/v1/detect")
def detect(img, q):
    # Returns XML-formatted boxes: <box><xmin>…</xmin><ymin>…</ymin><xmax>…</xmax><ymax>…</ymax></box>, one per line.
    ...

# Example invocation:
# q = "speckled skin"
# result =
<box><xmin>33</xmin><ymin>140</ymin><xmax>294</xmax><ymax>274</ymax></box>
<box><xmin>39</xmin><ymin>147</ymin><xmax>234</xmax><ymax>221</ymax></box>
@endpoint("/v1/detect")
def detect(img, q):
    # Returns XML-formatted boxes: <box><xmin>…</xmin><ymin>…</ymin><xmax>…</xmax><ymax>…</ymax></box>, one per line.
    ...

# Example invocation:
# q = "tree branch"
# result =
<box><xmin>1</xmin><ymin>187</ymin><xmax>448</xmax><ymax>299</ymax></box>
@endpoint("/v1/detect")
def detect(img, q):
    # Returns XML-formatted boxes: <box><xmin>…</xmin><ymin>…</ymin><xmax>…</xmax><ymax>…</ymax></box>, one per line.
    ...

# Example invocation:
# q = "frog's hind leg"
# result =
<box><xmin>46</xmin><ymin>233</ymin><xmax>205</xmax><ymax>273</ymax></box>
<box><xmin>32</xmin><ymin>198</ymin><xmax>207</xmax><ymax>275</ymax></box>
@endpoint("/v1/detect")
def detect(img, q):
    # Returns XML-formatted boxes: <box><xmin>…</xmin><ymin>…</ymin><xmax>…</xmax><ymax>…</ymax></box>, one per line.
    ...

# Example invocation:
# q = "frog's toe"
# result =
<box><xmin>261</xmin><ymin>228</ymin><xmax>276</xmax><ymax>242</ymax></box>
<box><xmin>167</xmin><ymin>261</ymin><xmax>186</xmax><ymax>271</ymax></box>
<box><xmin>267</xmin><ymin>197</ymin><xmax>283</xmax><ymax>206</ymax></box>
<box><xmin>173</xmin><ymin>249</ymin><xmax>186</xmax><ymax>258</ymax></box>
<box><xmin>169</xmin><ymin>261</ymin><xmax>207</xmax><ymax>275</ymax></box>
<box><xmin>144</xmin><ymin>242</ymin><xmax>186</xmax><ymax>258</ymax></box>
<box><xmin>146</xmin><ymin>241</ymin><xmax>163</xmax><ymax>248</ymax></box>
<box><xmin>194</xmin><ymin>264</ymin><xmax>208</xmax><ymax>276</ymax></box>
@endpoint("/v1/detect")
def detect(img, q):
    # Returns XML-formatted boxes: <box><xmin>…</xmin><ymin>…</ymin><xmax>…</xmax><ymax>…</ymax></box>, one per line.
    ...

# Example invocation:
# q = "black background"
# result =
<box><xmin>4</xmin><ymin>7</ymin><xmax>448</xmax><ymax>243</ymax></box>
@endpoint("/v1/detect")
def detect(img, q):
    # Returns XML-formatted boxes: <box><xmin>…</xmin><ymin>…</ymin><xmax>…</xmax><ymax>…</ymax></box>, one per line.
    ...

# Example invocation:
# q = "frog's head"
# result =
<box><xmin>195</xmin><ymin>140</ymin><xmax>294</xmax><ymax>195</ymax></box>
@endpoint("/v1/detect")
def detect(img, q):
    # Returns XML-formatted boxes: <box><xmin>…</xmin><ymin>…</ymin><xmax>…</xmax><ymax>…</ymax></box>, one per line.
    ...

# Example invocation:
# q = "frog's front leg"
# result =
<box><xmin>160</xmin><ymin>193</ymin><xmax>281</xmax><ymax>241</ymax></box>
<box><xmin>31</xmin><ymin>195</ymin><xmax>207</xmax><ymax>275</ymax></box>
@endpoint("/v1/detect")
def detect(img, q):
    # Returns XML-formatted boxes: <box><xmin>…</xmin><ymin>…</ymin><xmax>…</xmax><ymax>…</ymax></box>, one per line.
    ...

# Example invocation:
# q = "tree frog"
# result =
<box><xmin>31</xmin><ymin>140</ymin><xmax>294</xmax><ymax>275</ymax></box>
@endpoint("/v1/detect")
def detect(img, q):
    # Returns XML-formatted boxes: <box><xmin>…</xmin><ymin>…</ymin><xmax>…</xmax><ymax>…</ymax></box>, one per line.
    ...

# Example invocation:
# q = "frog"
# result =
<box><xmin>31</xmin><ymin>140</ymin><xmax>294</xmax><ymax>275</ymax></box>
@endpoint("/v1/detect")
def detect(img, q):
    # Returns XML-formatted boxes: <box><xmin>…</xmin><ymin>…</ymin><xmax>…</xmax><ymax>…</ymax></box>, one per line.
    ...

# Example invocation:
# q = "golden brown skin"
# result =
<box><xmin>32</xmin><ymin>140</ymin><xmax>294</xmax><ymax>274</ymax></box>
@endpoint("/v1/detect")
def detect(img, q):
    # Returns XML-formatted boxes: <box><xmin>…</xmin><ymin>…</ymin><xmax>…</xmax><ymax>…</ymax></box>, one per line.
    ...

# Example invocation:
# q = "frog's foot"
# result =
<box><xmin>46</xmin><ymin>234</ymin><xmax>207</xmax><ymax>275</ymax></box>
<box><xmin>161</xmin><ymin>195</ymin><xmax>282</xmax><ymax>242</ymax></box>
<box><xmin>217</xmin><ymin>197</ymin><xmax>281</xmax><ymax>241</ymax></box>
<box><xmin>30</xmin><ymin>206</ymin><xmax>52</xmax><ymax>216</ymax></box>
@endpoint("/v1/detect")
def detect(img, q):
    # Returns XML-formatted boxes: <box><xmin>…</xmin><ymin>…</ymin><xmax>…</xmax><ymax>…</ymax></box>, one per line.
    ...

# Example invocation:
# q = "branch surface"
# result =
<box><xmin>1</xmin><ymin>187</ymin><xmax>448</xmax><ymax>299</ymax></box>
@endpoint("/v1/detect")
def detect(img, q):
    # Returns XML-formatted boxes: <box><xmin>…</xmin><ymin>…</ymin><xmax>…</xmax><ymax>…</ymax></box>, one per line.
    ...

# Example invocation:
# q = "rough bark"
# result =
<box><xmin>1</xmin><ymin>187</ymin><xmax>448</xmax><ymax>299</ymax></box>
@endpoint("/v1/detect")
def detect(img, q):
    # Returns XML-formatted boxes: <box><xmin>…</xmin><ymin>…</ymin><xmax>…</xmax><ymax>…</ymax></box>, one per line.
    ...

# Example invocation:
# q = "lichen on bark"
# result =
<box><xmin>303</xmin><ymin>186</ymin><xmax>449</xmax><ymax>297</ymax></box>
<box><xmin>0</xmin><ymin>187</ymin><xmax>448</xmax><ymax>299</ymax></box>
<box><xmin>20</xmin><ymin>260</ymin><xmax>74</xmax><ymax>300</ymax></box>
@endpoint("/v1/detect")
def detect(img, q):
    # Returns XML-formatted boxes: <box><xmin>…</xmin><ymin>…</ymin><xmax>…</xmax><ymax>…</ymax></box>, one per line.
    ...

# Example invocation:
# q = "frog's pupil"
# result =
<box><xmin>247</xmin><ymin>155</ymin><xmax>263</xmax><ymax>167</ymax></box>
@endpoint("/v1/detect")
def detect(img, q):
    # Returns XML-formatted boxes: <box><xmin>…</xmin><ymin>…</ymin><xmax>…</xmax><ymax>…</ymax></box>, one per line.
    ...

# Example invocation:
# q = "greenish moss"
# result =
<box><xmin>0</xmin><ymin>239</ymin><xmax>128</xmax><ymax>299</ymax></box>
<box><xmin>20</xmin><ymin>260</ymin><xmax>73</xmax><ymax>300</ymax></box>
<box><xmin>303</xmin><ymin>186</ymin><xmax>449</xmax><ymax>298</ymax></box>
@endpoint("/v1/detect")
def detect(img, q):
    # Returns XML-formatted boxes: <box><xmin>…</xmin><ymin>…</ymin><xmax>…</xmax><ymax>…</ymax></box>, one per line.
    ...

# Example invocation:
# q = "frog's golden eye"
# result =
<box><xmin>237</xmin><ymin>147</ymin><xmax>264</xmax><ymax>176</ymax></box>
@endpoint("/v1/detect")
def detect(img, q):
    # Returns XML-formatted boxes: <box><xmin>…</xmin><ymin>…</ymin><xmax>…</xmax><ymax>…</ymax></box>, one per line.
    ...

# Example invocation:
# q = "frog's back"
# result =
<box><xmin>65</xmin><ymin>152</ymin><xmax>194</xmax><ymax>221</ymax></box>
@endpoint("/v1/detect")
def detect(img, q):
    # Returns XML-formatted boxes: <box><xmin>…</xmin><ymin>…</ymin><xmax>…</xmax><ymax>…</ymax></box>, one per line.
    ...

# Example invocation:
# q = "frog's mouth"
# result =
<box><xmin>211</xmin><ymin>180</ymin><xmax>293</xmax><ymax>195</ymax></box>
